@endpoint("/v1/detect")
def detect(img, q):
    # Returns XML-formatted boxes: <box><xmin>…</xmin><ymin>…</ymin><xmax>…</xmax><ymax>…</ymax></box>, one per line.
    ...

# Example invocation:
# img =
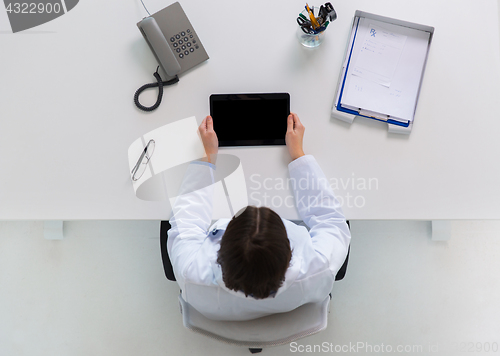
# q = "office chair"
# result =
<box><xmin>160</xmin><ymin>220</ymin><xmax>350</xmax><ymax>353</ymax></box>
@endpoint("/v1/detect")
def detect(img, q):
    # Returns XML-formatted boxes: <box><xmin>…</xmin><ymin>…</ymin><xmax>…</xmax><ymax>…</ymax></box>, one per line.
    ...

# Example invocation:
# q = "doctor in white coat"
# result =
<box><xmin>167</xmin><ymin>113</ymin><xmax>351</xmax><ymax>321</ymax></box>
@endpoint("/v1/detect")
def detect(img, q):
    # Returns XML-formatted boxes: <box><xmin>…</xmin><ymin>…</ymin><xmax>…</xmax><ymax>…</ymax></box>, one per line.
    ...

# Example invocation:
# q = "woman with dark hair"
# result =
<box><xmin>217</xmin><ymin>205</ymin><xmax>291</xmax><ymax>300</ymax></box>
<box><xmin>167</xmin><ymin>113</ymin><xmax>350</xmax><ymax>321</ymax></box>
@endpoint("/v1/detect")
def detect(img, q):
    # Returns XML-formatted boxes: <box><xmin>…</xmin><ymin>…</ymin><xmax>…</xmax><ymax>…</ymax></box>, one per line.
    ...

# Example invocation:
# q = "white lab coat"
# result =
<box><xmin>167</xmin><ymin>155</ymin><xmax>351</xmax><ymax>321</ymax></box>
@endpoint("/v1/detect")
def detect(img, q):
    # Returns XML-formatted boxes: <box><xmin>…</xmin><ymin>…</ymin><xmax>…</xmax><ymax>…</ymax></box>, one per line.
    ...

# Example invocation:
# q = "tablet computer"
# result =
<box><xmin>209</xmin><ymin>93</ymin><xmax>290</xmax><ymax>146</ymax></box>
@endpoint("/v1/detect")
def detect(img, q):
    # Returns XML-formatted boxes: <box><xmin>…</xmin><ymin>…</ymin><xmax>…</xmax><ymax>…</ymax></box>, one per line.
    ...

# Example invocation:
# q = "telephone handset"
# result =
<box><xmin>139</xmin><ymin>17</ymin><xmax>181</xmax><ymax>78</ymax></box>
<box><xmin>134</xmin><ymin>2</ymin><xmax>209</xmax><ymax>111</ymax></box>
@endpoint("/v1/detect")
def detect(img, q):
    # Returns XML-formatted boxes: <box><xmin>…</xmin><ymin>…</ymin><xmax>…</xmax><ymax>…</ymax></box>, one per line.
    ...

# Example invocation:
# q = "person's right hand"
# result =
<box><xmin>285</xmin><ymin>113</ymin><xmax>305</xmax><ymax>161</ymax></box>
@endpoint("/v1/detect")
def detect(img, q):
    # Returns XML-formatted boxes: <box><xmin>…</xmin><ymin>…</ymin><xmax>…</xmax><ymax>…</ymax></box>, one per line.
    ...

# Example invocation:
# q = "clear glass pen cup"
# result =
<box><xmin>296</xmin><ymin>6</ymin><xmax>327</xmax><ymax>48</ymax></box>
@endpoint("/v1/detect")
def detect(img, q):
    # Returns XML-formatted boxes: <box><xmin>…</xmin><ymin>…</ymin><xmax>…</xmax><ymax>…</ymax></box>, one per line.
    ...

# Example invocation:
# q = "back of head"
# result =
<box><xmin>217</xmin><ymin>206</ymin><xmax>291</xmax><ymax>299</ymax></box>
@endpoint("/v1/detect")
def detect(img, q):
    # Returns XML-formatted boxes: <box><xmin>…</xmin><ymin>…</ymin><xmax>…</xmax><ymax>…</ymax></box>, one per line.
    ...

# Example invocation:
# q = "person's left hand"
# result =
<box><xmin>198</xmin><ymin>116</ymin><xmax>219</xmax><ymax>161</ymax></box>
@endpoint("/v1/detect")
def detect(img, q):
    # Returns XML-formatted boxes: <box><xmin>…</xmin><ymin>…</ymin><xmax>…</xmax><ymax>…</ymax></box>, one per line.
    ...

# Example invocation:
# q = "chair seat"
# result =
<box><xmin>178</xmin><ymin>294</ymin><xmax>331</xmax><ymax>348</ymax></box>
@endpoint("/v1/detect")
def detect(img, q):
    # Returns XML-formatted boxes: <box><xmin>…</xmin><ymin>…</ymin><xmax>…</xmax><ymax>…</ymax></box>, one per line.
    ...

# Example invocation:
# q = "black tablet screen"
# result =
<box><xmin>210</xmin><ymin>93</ymin><xmax>290</xmax><ymax>146</ymax></box>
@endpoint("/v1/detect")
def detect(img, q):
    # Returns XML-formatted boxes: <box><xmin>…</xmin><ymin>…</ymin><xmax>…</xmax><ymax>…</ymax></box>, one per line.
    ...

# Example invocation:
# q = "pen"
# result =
<box><xmin>305</xmin><ymin>3</ymin><xmax>320</xmax><ymax>29</ymax></box>
<box><xmin>298</xmin><ymin>13</ymin><xmax>308</xmax><ymax>21</ymax></box>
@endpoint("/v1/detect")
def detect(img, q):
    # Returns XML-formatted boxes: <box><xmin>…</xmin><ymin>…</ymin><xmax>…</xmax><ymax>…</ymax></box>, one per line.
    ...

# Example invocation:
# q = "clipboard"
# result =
<box><xmin>331</xmin><ymin>11</ymin><xmax>434</xmax><ymax>134</ymax></box>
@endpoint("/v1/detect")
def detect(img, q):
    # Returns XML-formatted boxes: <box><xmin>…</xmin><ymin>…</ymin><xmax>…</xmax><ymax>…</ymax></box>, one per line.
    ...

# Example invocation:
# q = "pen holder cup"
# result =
<box><xmin>296</xmin><ymin>7</ymin><xmax>327</xmax><ymax>48</ymax></box>
<box><xmin>296</xmin><ymin>27</ymin><xmax>325</xmax><ymax>48</ymax></box>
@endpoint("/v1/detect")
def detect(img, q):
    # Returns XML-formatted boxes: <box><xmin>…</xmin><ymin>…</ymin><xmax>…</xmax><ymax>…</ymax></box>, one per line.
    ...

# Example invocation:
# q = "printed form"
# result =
<box><xmin>339</xmin><ymin>16</ymin><xmax>431</xmax><ymax>122</ymax></box>
<box><xmin>352</xmin><ymin>24</ymin><xmax>407</xmax><ymax>87</ymax></box>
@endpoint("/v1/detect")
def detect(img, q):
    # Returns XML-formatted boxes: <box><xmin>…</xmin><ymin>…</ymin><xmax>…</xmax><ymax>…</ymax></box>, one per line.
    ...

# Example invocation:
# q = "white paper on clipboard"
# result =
<box><xmin>340</xmin><ymin>16</ymin><xmax>431</xmax><ymax>122</ymax></box>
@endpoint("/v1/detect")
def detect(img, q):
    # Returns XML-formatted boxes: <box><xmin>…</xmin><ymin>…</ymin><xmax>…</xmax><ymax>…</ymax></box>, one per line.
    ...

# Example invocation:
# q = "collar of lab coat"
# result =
<box><xmin>209</xmin><ymin>218</ymin><xmax>302</xmax><ymax>299</ymax></box>
<box><xmin>208</xmin><ymin>218</ymin><xmax>231</xmax><ymax>232</ymax></box>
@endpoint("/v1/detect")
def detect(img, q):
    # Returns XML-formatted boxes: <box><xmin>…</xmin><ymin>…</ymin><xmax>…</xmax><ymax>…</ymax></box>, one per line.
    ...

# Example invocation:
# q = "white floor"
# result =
<box><xmin>1</xmin><ymin>220</ymin><xmax>499</xmax><ymax>356</ymax></box>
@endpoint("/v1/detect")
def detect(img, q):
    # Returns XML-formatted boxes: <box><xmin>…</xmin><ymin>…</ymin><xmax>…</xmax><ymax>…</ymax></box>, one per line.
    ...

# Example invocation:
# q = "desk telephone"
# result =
<box><xmin>134</xmin><ymin>2</ymin><xmax>209</xmax><ymax>111</ymax></box>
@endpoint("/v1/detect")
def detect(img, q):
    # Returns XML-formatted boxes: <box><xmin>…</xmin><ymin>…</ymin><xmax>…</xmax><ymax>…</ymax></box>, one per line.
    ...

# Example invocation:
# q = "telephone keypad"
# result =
<box><xmin>171</xmin><ymin>28</ymin><xmax>201</xmax><ymax>60</ymax></box>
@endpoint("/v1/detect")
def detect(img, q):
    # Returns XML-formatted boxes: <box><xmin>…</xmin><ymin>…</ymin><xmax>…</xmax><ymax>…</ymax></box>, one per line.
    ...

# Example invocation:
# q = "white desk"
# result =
<box><xmin>1</xmin><ymin>0</ymin><xmax>500</xmax><ymax>227</ymax></box>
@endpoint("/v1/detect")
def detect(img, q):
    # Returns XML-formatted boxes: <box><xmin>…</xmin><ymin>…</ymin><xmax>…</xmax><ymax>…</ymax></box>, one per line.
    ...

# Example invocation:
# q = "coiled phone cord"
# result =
<box><xmin>134</xmin><ymin>66</ymin><xmax>179</xmax><ymax>112</ymax></box>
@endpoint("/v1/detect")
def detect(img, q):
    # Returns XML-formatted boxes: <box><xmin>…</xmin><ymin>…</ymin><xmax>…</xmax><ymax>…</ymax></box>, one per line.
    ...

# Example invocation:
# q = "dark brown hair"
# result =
<box><xmin>217</xmin><ymin>206</ymin><xmax>291</xmax><ymax>299</ymax></box>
